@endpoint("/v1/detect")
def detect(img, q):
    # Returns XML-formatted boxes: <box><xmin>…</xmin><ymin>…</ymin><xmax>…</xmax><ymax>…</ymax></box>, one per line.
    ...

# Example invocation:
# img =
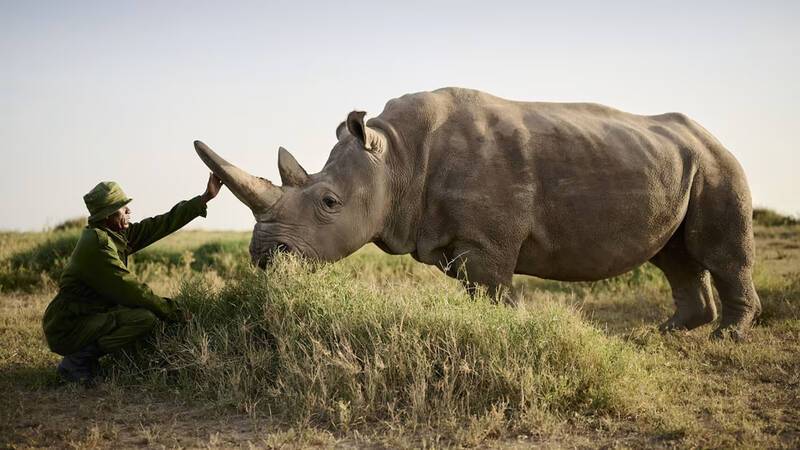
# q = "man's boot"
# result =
<box><xmin>57</xmin><ymin>343</ymin><xmax>102</xmax><ymax>385</ymax></box>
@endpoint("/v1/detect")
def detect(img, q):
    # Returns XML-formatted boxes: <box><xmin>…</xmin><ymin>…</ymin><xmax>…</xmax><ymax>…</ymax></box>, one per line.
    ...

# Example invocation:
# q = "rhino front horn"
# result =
<box><xmin>194</xmin><ymin>140</ymin><xmax>282</xmax><ymax>213</ymax></box>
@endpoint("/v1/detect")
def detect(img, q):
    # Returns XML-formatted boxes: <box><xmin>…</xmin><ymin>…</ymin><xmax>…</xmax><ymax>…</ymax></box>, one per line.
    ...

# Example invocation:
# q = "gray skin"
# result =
<box><xmin>195</xmin><ymin>87</ymin><xmax>761</xmax><ymax>340</ymax></box>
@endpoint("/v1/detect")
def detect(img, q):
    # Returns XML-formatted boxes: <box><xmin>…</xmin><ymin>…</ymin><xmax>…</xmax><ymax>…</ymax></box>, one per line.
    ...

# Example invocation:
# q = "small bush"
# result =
<box><xmin>130</xmin><ymin>239</ymin><xmax>250</xmax><ymax>278</ymax></box>
<box><xmin>131</xmin><ymin>248</ymin><xmax>186</xmax><ymax>267</ymax></box>
<box><xmin>753</xmin><ymin>208</ymin><xmax>798</xmax><ymax>227</ymax></box>
<box><xmin>191</xmin><ymin>240</ymin><xmax>249</xmax><ymax>275</ymax></box>
<box><xmin>51</xmin><ymin>217</ymin><xmax>87</xmax><ymax>232</ymax></box>
<box><xmin>117</xmin><ymin>254</ymin><xmax>676</xmax><ymax>441</ymax></box>
<box><xmin>1</xmin><ymin>230</ymin><xmax>81</xmax><ymax>290</ymax></box>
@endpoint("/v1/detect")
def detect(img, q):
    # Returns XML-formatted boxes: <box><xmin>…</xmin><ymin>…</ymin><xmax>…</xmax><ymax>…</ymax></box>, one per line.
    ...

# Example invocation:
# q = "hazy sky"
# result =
<box><xmin>2</xmin><ymin>0</ymin><xmax>798</xmax><ymax>231</ymax></box>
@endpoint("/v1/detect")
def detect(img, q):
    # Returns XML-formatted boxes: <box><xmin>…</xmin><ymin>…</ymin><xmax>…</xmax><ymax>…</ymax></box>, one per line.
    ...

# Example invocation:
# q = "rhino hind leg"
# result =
<box><xmin>682</xmin><ymin>170</ymin><xmax>762</xmax><ymax>340</ymax></box>
<box><xmin>650</xmin><ymin>235</ymin><xmax>718</xmax><ymax>331</ymax></box>
<box><xmin>707</xmin><ymin>271</ymin><xmax>761</xmax><ymax>340</ymax></box>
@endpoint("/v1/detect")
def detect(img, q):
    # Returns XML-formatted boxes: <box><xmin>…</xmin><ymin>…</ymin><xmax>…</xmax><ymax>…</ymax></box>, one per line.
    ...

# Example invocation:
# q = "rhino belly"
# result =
<box><xmin>514</xmin><ymin>144</ymin><xmax>695</xmax><ymax>281</ymax></box>
<box><xmin>515</xmin><ymin>205</ymin><xmax>684</xmax><ymax>281</ymax></box>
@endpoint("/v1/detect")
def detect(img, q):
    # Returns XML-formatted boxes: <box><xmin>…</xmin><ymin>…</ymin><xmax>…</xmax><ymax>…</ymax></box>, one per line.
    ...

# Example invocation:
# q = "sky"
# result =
<box><xmin>1</xmin><ymin>0</ymin><xmax>798</xmax><ymax>231</ymax></box>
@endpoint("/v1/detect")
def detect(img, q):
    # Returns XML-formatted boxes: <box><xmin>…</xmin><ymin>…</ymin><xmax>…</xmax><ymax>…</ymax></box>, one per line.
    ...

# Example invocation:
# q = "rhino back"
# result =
<box><xmin>377</xmin><ymin>88</ymin><xmax>721</xmax><ymax>281</ymax></box>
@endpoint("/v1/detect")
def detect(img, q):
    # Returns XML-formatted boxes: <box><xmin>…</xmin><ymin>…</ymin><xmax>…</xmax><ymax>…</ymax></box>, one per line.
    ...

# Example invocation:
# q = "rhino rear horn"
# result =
<box><xmin>194</xmin><ymin>140</ymin><xmax>282</xmax><ymax>213</ymax></box>
<box><xmin>278</xmin><ymin>147</ymin><xmax>310</xmax><ymax>187</ymax></box>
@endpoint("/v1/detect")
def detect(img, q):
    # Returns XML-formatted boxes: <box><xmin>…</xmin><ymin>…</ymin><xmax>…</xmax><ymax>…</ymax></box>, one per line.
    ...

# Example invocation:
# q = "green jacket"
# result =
<box><xmin>42</xmin><ymin>196</ymin><xmax>207</xmax><ymax>355</ymax></box>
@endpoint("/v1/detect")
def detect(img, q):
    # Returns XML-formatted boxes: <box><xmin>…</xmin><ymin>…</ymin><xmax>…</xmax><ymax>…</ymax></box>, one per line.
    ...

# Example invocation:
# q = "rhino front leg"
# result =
<box><xmin>441</xmin><ymin>244</ymin><xmax>516</xmax><ymax>305</ymax></box>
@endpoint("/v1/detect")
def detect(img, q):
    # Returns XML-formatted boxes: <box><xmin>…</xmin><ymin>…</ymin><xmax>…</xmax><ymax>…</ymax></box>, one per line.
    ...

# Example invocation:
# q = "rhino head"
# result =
<box><xmin>195</xmin><ymin>111</ymin><xmax>392</xmax><ymax>268</ymax></box>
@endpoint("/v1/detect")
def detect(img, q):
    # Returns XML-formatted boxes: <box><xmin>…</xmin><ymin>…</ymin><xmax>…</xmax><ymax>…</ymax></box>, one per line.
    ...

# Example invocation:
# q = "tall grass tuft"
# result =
<box><xmin>117</xmin><ymin>253</ymin><xmax>677</xmax><ymax>441</ymax></box>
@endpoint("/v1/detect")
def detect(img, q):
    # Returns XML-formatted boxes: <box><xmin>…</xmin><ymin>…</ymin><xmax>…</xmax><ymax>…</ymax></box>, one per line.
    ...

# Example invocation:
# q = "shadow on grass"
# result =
<box><xmin>514</xmin><ymin>263</ymin><xmax>672</xmax><ymax>333</ymax></box>
<box><xmin>515</xmin><ymin>263</ymin><xmax>668</xmax><ymax>295</ymax></box>
<box><xmin>0</xmin><ymin>364</ymin><xmax>62</xmax><ymax>389</ymax></box>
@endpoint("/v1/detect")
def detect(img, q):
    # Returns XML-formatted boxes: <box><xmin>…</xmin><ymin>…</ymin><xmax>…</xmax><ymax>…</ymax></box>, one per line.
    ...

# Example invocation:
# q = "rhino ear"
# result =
<box><xmin>336</xmin><ymin>121</ymin><xmax>347</xmax><ymax>140</ymax></box>
<box><xmin>278</xmin><ymin>147</ymin><xmax>310</xmax><ymax>187</ymax></box>
<box><xmin>346</xmin><ymin>111</ymin><xmax>367</xmax><ymax>142</ymax></box>
<box><xmin>346</xmin><ymin>110</ymin><xmax>385</xmax><ymax>153</ymax></box>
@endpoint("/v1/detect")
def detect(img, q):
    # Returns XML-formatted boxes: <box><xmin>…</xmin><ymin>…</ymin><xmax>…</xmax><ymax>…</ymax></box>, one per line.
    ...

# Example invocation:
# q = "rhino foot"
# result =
<box><xmin>710</xmin><ymin>325</ymin><xmax>750</xmax><ymax>341</ymax></box>
<box><xmin>710</xmin><ymin>308</ymin><xmax>759</xmax><ymax>341</ymax></box>
<box><xmin>659</xmin><ymin>309</ymin><xmax>717</xmax><ymax>332</ymax></box>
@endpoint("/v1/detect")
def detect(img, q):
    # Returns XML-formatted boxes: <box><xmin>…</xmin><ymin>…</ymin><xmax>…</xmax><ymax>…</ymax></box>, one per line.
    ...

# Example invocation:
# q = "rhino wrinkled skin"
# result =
<box><xmin>195</xmin><ymin>87</ymin><xmax>761</xmax><ymax>339</ymax></box>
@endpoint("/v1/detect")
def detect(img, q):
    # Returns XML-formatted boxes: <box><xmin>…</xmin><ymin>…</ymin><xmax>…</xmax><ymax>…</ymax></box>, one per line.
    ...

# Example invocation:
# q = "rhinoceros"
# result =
<box><xmin>194</xmin><ymin>87</ymin><xmax>761</xmax><ymax>339</ymax></box>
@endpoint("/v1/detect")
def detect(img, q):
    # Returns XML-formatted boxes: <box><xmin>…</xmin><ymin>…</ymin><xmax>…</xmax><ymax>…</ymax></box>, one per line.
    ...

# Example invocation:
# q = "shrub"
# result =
<box><xmin>753</xmin><ymin>208</ymin><xmax>798</xmax><ymax>227</ymax></box>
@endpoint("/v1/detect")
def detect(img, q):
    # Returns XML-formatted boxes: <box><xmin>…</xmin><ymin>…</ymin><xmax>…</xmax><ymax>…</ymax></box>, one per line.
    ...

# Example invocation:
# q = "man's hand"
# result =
<box><xmin>200</xmin><ymin>173</ymin><xmax>224</xmax><ymax>203</ymax></box>
<box><xmin>164</xmin><ymin>297</ymin><xmax>193</xmax><ymax>323</ymax></box>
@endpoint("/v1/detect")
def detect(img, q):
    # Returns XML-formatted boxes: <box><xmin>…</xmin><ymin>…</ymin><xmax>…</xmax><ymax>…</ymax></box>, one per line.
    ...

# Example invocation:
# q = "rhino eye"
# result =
<box><xmin>322</xmin><ymin>195</ymin><xmax>341</xmax><ymax>210</ymax></box>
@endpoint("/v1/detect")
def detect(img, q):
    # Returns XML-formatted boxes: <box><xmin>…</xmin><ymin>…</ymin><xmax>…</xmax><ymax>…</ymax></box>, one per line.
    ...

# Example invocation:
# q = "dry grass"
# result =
<box><xmin>1</xmin><ymin>225</ymin><xmax>799</xmax><ymax>448</ymax></box>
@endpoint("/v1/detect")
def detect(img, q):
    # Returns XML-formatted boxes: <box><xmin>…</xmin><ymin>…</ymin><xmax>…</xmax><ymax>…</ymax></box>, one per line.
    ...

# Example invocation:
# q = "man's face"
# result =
<box><xmin>105</xmin><ymin>205</ymin><xmax>131</xmax><ymax>232</ymax></box>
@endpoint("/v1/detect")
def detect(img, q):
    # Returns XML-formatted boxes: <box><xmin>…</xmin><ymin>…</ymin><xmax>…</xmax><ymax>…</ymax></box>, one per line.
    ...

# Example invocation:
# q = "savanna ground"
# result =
<box><xmin>1</xmin><ymin>211</ymin><xmax>798</xmax><ymax>449</ymax></box>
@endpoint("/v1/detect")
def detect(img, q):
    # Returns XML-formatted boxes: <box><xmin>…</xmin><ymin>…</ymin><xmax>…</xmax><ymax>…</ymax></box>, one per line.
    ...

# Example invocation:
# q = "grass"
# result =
<box><xmin>1</xmin><ymin>223</ymin><xmax>799</xmax><ymax>448</ymax></box>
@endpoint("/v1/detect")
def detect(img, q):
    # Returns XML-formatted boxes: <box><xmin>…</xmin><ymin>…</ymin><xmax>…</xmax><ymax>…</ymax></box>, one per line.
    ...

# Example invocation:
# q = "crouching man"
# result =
<box><xmin>42</xmin><ymin>174</ymin><xmax>223</xmax><ymax>384</ymax></box>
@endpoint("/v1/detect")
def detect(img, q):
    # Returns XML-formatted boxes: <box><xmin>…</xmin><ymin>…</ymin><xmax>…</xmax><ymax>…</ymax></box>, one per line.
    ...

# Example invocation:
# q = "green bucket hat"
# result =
<box><xmin>84</xmin><ymin>181</ymin><xmax>132</xmax><ymax>222</ymax></box>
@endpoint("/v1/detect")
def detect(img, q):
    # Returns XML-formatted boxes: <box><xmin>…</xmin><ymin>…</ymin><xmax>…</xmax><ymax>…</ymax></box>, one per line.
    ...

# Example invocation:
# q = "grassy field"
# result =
<box><xmin>0</xmin><ymin>214</ymin><xmax>798</xmax><ymax>448</ymax></box>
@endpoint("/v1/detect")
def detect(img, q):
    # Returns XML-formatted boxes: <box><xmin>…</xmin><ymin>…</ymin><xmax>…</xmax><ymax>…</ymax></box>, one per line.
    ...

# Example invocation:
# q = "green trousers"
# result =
<box><xmin>94</xmin><ymin>307</ymin><xmax>158</xmax><ymax>354</ymax></box>
<box><xmin>45</xmin><ymin>304</ymin><xmax>158</xmax><ymax>356</ymax></box>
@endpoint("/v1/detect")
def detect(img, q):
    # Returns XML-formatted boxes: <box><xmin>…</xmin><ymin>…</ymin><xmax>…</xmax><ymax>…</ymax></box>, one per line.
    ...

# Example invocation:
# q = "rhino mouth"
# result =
<box><xmin>253</xmin><ymin>241</ymin><xmax>293</xmax><ymax>269</ymax></box>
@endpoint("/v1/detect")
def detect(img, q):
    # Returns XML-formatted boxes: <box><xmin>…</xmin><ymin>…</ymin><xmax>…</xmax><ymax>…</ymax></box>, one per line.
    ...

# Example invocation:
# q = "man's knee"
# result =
<box><xmin>96</xmin><ymin>309</ymin><xmax>160</xmax><ymax>354</ymax></box>
<box><xmin>130</xmin><ymin>309</ymin><xmax>158</xmax><ymax>331</ymax></box>
<box><xmin>117</xmin><ymin>308</ymin><xmax>159</xmax><ymax>335</ymax></box>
